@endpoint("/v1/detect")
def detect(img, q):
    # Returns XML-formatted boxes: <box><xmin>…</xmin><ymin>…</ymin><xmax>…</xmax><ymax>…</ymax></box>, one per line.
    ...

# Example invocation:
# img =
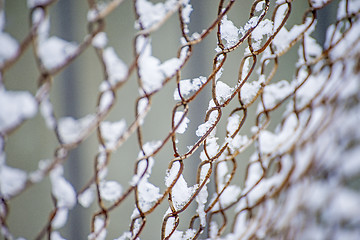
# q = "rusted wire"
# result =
<box><xmin>1</xmin><ymin>0</ymin><xmax>359</xmax><ymax>239</ymax></box>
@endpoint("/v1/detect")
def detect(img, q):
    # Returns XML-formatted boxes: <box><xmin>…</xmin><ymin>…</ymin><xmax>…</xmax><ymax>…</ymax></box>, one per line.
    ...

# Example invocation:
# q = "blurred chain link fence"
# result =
<box><xmin>1</xmin><ymin>0</ymin><xmax>360</xmax><ymax>239</ymax></box>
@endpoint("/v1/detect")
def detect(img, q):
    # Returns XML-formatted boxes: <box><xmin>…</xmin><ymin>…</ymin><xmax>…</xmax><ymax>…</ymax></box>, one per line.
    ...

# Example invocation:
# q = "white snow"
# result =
<box><xmin>259</xmin><ymin>113</ymin><xmax>299</xmax><ymax>155</ymax></box>
<box><xmin>0</xmin><ymin>153</ymin><xmax>27</xmax><ymax>199</ymax></box>
<box><xmin>167</xmin><ymin>228</ymin><xmax>183</xmax><ymax>239</ymax></box>
<box><xmin>114</xmin><ymin>231</ymin><xmax>132</xmax><ymax>240</ymax></box>
<box><xmin>211</xmin><ymin>161</ymin><xmax>241</xmax><ymax>210</ymax></box>
<box><xmin>273</xmin><ymin>3</ymin><xmax>288</xmax><ymax>31</ymax></box>
<box><xmin>302</xmin><ymin>181</ymin><xmax>331</xmax><ymax>212</ymax></box>
<box><xmin>212</xmin><ymin>185</ymin><xmax>241</xmax><ymax>211</ymax></box>
<box><xmin>96</xmin><ymin>150</ymin><xmax>108</xmax><ymax>180</ymax></box>
<box><xmin>57</xmin><ymin>114</ymin><xmax>95</xmax><ymax>144</ymax></box>
<box><xmin>92</xmin><ymin>32</ymin><xmax>108</xmax><ymax>49</ymax></box>
<box><xmin>173</xmin><ymin>111</ymin><xmax>189</xmax><ymax>134</ymax></box>
<box><xmin>209</xmin><ymin>221</ymin><xmax>219</xmax><ymax>239</ymax></box>
<box><xmin>136</xmin><ymin>36</ymin><xmax>164</xmax><ymax>93</ymax></box>
<box><xmin>137</xmin><ymin>141</ymin><xmax>162</xmax><ymax>174</ymax></box>
<box><xmin>194</xmin><ymin>161</ymin><xmax>211</xmax><ymax>227</ymax></box>
<box><xmin>239</xmin><ymin>55</ymin><xmax>251</xmax><ymax>81</ymax></box>
<box><xmin>135</xmin><ymin>0</ymin><xmax>182</xmax><ymax>30</ymax></box>
<box><xmin>220</xmin><ymin>15</ymin><xmax>239</xmax><ymax>48</ymax></box>
<box><xmin>98</xmin><ymin>90</ymin><xmax>114</xmax><ymax>112</ymax></box>
<box><xmin>195</xmin><ymin>119</ymin><xmax>214</xmax><ymax>137</ymax></box>
<box><xmin>52</xmin><ymin>207</ymin><xmax>68</xmax><ymax>229</ymax></box>
<box><xmin>196</xmin><ymin>100</ymin><xmax>219</xmax><ymax>137</ymax></box>
<box><xmin>243</xmin><ymin>160</ymin><xmax>263</xmax><ymax>193</ymax></box>
<box><xmin>243</xmin><ymin>16</ymin><xmax>260</xmax><ymax>32</ymax></box>
<box><xmin>163</xmin><ymin>209</ymin><xmax>178</xmax><ymax>238</ymax></box>
<box><xmin>337</xmin><ymin>0</ymin><xmax>360</xmax><ymax>20</ymax></box>
<box><xmin>255</xmin><ymin>1</ymin><xmax>265</xmax><ymax>12</ymax></box>
<box><xmin>303</xmin><ymin>31</ymin><xmax>322</xmax><ymax>58</ymax></box>
<box><xmin>173</xmin><ymin>76</ymin><xmax>207</xmax><ymax>100</ymax></box>
<box><xmin>240</xmin><ymin>78</ymin><xmax>264</xmax><ymax>105</ymax></box>
<box><xmin>135</xmin><ymin>0</ymin><xmax>166</xmax><ymax>30</ymax></box>
<box><xmin>32</xmin><ymin>8</ymin><xmax>49</xmax><ymax>42</ymax></box>
<box><xmin>215</xmin><ymin>66</ymin><xmax>223</xmax><ymax>81</ymax></box>
<box><xmin>165</xmin><ymin>161</ymin><xmax>196</xmax><ymax>210</ymax></box>
<box><xmin>132</xmin><ymin>141</ymin><xmax>162</xmax><ymax>212</ymax></box>
<box><xmin>100</xmin><ymin>119</ymin><xmax>126</xmax><ymax>149</ymax></box>
<box><xmin>199</xmin><ymin>135</ymin><xmax>219</xmax><ymax>161</ymax></box>
<box><xmin>50</xmin><ymin>165</ymin><xmax>76</xmax><ymax>209</ymax></box>
<box><xmin>51</xmin><ymin>231</ymin><xmax>66</xmax><ymax>240</ymax></box>
<box><xmin>99</xmin><ymin>180</ymin><xmax>122</xmax><ymax>202</ymax></box>
<box><xmin>310</xmin><ymin>0</ymin><xmax>329</xmax><ymax>8</ymax></box>
<box><xmin>226</xmin><ymin>114</ymin><xmax>240</xmax><ymax>135</ymax></box>
<box><xmin>327</xmin><ymin>188</ymin><xmax>360</xmax><ymax>221</ymax></box>
<box><xmin>328</xmin><ymin>20</ymin><xmax>360</xmax><ymax>60</ymax></box>
<box><xmin>137</xmin><ymin>97</ymin><xmax>149</xmax><ymax>116</ymax></box>
<box><xmin>27</xmin><ymin>0</ymin><xmax>51</xmax><ymax>8</ymax></box>
<box><xmin>137</xmin><ymin>179</ymin><xmax>162</xmax><ymax>212</ymax></box>
<box><xmin>273</xmin><ymin>18</ymin><xmax>313</xmax><ymax>54</ymax></box>
<box><xmin>0</xmin><ymin>89</ymin><xmax>38</xmax><ymax>133</ymax></box>
<box><xmin>163</xmin><ymin>213</ymin><xmax>180</xmax><ymax>238</ymax></box>
<box><xmin>38</xmin><ymin>36</ymin><xmax>77</xmax><ymax>70</ymax></box>
<box><xmin>103</xmin><ymin>47</ymin><xmax>128</xmax><ymax>85</ymax></box>
<box><xmin>28</xmin><ymin>159</ymin><xmax>51</xmax><ymax>183</ymax></box>
<box><xmin>216</xmin><ymin>161</ymin><xmax>228</xmax><ymax>183</ymax></box>
<box><xmin>40</xmin><ymin>96</ymin><xmax>56</xmax><ymax>129</ymax></box>
<box><xmin>296</xmin><ymin>23</ymin><xmax>322</xmax><ymax>66</ymax></box>
<box><xmin>1</xmin><ymin>0</ymin><xmax>359</xmax><ymax>239</ymax></box>
<box><xmin>183</xmin><ymin>229</ymin><xmax>197</xmax><ymax>239</ymax></box>
<box><xmin>137</xmin><ymin>36</ymin><xmax>183</xmax><ymax>94</ymax></box>
<box><xmin>295</xmin><ymin>68</ymin><xmax>327</xmax><ymax>108</ymax></box>
<box><xmin>258</xmin><ymin>80</ymin><xmax>293</xmax><ymax>111</ymax></box>
<box><xmin>78</xmin><ymin>187</ymin><xmax>95</xmax><ymax>208</ymax></box>
<box><xmin>88</xmin><ymin>217</ymin><xmax>107</xmax><ymax>240</ymax></box>
<box><xmin>216</xmin><ymin>81</ymin><xmax>233</xmax><ymax>102</ymax></box>
<box><xmin>250</xmin><ymin>19</ymin><xmax>274</xmax><ymax>50</ymax></box>
<box><xmin>181</xmin><ymin>0</ymin><xmax>193</xmax><ymax>28</ymax></box>
<box><xmin>196</xmin><ymin>186</ymin><xmax>208</xmax><ymax>227</ymax></box>
<box><xmin>340</xmin><ymin>147</ymin><xmax>360</xmax><ymax>177</ymax></box>
<box><xmin>226</xmin><ymin>134</ymin><xmax>248</xmax><ymax>151</ymax></box>
<box><xmin>159</xmin><ymin>57</ymin><xmax>182</xmax><ymax>77</ymax></box>
<box><xmin>0</xmin><ymin>32</ymin><xmax>18</xmax><ymax>65</ymax></box>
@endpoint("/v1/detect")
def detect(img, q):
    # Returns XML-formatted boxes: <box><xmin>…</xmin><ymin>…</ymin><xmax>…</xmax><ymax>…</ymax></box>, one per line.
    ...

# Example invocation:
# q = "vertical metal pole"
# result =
<box><xmin>187</xmin><ymin>0</ymin><xmax>210</xmax><ymax>177</ymax></box>
<box><xmin>186</xmin><ymin>1</ymin><xmax>213</xmax><ymax>236</ymax></box>
<box><xmin>315</xmin><ymin>2</ymin><xmax>336</xmax><ymax>47</ymax></box>
<box><xmin>56</xmin><ymin>0</ymin><xmax>84</xmax><ymax>238</ymax></box>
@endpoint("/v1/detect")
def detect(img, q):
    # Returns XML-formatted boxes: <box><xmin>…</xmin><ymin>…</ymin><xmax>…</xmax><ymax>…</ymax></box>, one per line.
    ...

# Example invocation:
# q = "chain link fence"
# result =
<box><xmin>1</xmin><ymin>0</ymin><xmax>360</xmax><ymax>239</ymax></box>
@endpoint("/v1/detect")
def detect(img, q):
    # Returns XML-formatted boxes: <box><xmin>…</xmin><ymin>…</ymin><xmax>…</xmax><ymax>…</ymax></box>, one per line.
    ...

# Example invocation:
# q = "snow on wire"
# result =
<box><xmin>1</xmin><ymin>0</ymin><xmax>360</xmax><ymax>239</ymax></box>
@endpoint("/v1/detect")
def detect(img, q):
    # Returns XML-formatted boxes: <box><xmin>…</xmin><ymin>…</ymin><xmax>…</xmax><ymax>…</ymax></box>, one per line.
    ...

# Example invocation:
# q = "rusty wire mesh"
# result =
<box><xmin>1</xmin><ymin>0</ymin><xmax>360</xmax><ymax>239</ymax></box>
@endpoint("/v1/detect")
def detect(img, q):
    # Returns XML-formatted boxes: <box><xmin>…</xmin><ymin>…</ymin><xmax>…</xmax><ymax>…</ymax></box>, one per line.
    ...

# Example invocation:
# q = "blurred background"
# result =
<box><xmin>2</xmin><ymin>0</ymin><xmax>335</xmax><ymax>239</ymax></box>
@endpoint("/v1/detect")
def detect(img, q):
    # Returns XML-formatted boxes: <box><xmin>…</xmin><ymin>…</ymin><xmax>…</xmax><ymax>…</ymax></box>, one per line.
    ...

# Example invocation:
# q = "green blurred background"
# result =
<box><xmin>2</xmin><ymin>0</ymin><xmax>334</xmax><ymax>239</ymax></box>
